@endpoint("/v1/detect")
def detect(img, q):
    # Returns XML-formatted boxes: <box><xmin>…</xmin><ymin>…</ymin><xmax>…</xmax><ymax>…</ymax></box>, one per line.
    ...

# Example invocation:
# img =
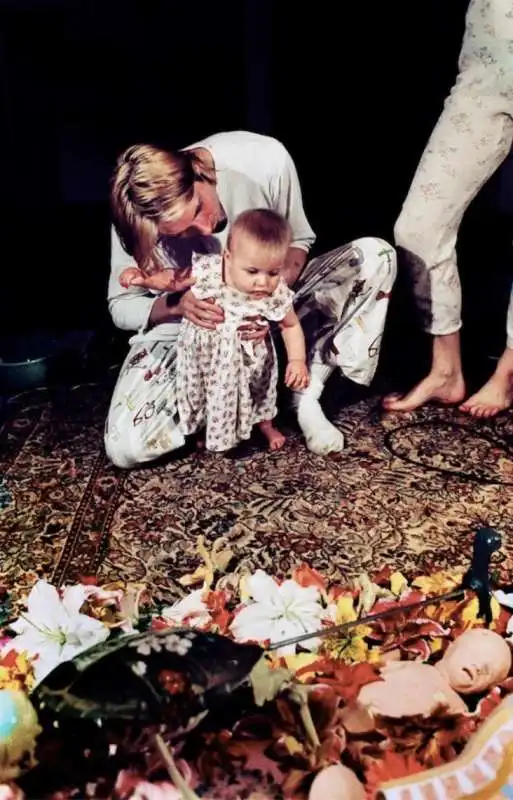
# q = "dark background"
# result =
<box><xmin>1</xmin><ymin>0</ymin><xmax>512</xmax><ymax>377</ymax></box>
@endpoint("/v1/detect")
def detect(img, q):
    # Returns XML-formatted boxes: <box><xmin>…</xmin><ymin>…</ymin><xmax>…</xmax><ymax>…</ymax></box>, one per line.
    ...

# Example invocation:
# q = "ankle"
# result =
<box><xmin>430</xmin><ymin>365</ymin><xmax>462</xmax><ymax>380</ymax></box>
<box><xmin>431</xmin><ymin>334</ymin><xmax>462</xmax><ymax>379</ymax></box>
<box><xmin>494</xmin><ymin>348</ymin><xmax>513</xmax><ymax>379</ymax></box>
<box><xmin>293</xmin><ymin>374</ymin><xmax>324</xmax><ymax>405</ymax></box>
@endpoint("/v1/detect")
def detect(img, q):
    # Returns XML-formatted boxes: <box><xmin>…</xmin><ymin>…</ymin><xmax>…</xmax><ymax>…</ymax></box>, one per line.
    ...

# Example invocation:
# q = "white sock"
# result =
<box><xmin>293</xmin><ymin>362</ymin><xmax>345</xmax><ymax>455</ymax></box>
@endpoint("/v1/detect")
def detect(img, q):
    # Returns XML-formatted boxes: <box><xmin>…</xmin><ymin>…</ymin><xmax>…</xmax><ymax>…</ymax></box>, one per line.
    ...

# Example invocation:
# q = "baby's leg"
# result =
<box><xmin>258</xmin><ymin>419</ymin><xmax>286</xmax><ymax>451</ymax></box>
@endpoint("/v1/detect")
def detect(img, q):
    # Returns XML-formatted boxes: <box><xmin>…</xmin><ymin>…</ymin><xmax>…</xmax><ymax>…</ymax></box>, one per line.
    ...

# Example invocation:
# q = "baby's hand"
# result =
<box><xmin>119</xmin><ymin>267</ymin><xmax>195</xmax><ymax>293</ymax></box>
<box><xmin>119</xmin><ymin>267</ymin><xmax>144</xmax><ymax>289</ymax></box>
<box><xmin>285</xmin><ymin>360</ymin><xmax>310</xmax><ymax>391</ymax></box>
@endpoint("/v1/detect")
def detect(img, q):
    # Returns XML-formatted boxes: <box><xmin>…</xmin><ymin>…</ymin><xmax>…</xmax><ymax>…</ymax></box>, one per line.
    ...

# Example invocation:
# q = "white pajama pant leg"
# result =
<box><xmin>394</xmin><ymin>69</ymin><xmax>513</xmax><ymax>336</ymax></box>
<box><xmin>294</xmin><ymin>237</ymin><xmax>397</xmax><ymax>386</ymax></box>
<box><xmin>104</xmin><ymin>336</ymin><xmax>185</xmax><ymax>469</ymax></box>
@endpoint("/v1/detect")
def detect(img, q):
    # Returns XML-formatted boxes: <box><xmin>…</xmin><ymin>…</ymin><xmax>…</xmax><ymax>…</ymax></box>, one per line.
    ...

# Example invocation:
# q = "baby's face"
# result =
<box><xmin>225</xmin><ymin>235</ymin><xmax>286</xmax><ymax>298</ymax></box>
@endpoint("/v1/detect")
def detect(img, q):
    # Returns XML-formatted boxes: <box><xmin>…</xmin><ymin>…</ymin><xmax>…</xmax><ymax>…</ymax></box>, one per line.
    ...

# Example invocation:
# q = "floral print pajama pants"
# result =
<box><xmin>394</xmin><ymin>0</ymin><xmax>513</xmax><ymax>342</ymax></box>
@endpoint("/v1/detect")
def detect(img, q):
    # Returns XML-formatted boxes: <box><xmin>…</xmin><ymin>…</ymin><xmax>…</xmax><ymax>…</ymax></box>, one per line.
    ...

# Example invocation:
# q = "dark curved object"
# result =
<box><xmin>461</xmin><ymin>527</ymin><xmax>502</xmax><ymax>625</ymax></box>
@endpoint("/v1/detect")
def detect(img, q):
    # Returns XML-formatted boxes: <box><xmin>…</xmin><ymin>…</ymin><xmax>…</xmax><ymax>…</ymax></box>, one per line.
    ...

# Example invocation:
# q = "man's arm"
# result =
<box><xmin>108</xmin><ymin>226</ymin><xmax>157</xmax><ymax>332</ymax></box>
<box><xmin>283</xmin><ymin>246</ymin><xmax>308</xmax><ymax>287</ymax></box>
<box><xmin>269</xmin><ymin>140</ymin><xmax>316</xmax><ymax>253</ymax></box>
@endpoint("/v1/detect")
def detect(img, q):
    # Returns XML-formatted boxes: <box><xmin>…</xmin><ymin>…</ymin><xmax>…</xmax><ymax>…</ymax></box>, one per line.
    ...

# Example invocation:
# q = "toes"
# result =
<box><xmin>382</xmin><ymin>394</ymin><xmax>404</xmax><ymax>409</ymax></box>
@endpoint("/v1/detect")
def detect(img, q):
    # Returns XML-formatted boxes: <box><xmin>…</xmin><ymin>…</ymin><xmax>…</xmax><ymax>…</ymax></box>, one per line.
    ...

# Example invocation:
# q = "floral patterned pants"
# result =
<box><xmin>394</xmin><ymin>62</ymin><xmax>513</xmax><ymax>340</ymax></box>
<box><xmin>104</xmin><ymin>237</ymin><xmax>396</xmax><ymax>468</ymax></box>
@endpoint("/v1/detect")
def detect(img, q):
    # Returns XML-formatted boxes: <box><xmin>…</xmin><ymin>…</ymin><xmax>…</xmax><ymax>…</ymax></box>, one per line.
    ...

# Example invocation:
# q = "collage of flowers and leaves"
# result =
<box><xmin>1</xmin><ymin>534</ymin><xmax>513</xmax><ymax>800</ymax></box>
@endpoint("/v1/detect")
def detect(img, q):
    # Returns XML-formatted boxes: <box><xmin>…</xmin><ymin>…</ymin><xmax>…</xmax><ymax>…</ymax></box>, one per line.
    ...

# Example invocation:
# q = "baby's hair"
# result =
<box><xmin>110</xmin><ymin>143</ymin><xmax>216</xmax><ymax>274</ymax></box>
<box><xmin>227</xmin><ymin>208</ymin><xmax>292</xmax><ymax>253</ymax></box>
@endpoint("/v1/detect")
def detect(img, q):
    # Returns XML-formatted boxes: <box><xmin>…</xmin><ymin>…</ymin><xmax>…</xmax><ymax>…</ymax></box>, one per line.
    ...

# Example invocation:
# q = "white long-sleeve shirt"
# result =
<box><xmin>108</xmin><ymin>131</ymin><xmax>316</xmax><ymax>341</ymax></box>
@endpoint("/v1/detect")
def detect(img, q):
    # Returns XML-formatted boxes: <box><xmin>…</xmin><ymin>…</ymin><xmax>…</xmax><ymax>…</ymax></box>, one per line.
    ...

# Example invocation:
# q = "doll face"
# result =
<box><xmin>223</xmin><ymin>233</ymin><xmax>286</xmax><ymax>298</ymax></box>
<box><xmin>437</xmin><ymin>629</ymin><xmax>512</xmax><ymax>693</ymax></box>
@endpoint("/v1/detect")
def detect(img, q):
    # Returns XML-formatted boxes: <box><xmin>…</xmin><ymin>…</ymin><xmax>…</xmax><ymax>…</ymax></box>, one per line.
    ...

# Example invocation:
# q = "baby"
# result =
<box><xmin>119</xmin><ymin>208</ymin><xmax>309</xmax><ymax>452</ymax></box>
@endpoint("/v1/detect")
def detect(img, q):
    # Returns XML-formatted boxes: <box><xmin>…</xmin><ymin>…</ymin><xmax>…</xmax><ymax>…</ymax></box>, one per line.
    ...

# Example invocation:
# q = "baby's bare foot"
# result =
<box><xmin>258</xmin><ymin>420</ymin><xmax>286</xmax><ymax>451</ymax></box>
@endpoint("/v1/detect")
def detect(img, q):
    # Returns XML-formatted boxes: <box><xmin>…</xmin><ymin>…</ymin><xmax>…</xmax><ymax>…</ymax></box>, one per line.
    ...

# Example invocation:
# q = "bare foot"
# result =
<box><xmin>460</xmin><ymin>373</ymin><xmax>513</xmax><ymax>418</ymax></box>
<box><xmin>258</xmin><ymin>420</ymin><xmax>286</xmax><ymax>451</ymax></box>
<box><xmin>382</xmin><ymin>371</ymin><xmax>466</xmax><ymax>412</ymax></box>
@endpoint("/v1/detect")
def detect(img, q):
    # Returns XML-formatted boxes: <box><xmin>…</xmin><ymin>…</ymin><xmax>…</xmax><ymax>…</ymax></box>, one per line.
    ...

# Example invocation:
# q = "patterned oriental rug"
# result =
<box><xmin>2</xmin><ymin>381</ymin><xmax>513</xmax><ymax>606</ymax></box>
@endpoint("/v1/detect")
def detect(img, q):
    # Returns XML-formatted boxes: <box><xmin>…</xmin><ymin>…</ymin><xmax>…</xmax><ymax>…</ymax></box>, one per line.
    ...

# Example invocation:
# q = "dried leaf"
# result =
<box><xmin>460</xmin><ymin>595</ymin><xmax>501</xmax><ymax>627</ymax></box>
<box><xmin>291</xmin><ymin>564</ymin><xmax>327</xmax><ymax>593</ymax></box>
<box><xmin>250</xmin><ymin>657</ymin><xmax>293</xmax><ymax>706</ymax></box>
<box><xmin>283</xmin><ymin>652</ymin><xmax>319</xmax><ymax>678</ymax></box>
<box><xmin>295</xmin><ymin>659</ymin><xmax>381</xmax><ymax>704</ymax></box>
<box><xmin>371</xmin><ymin>565</ymin><xmax>393</xmax><ymax>586</ymax></box>
<box><xmin>373</xmin><ymin>709</ymin><xmax>477</xmax><ymax>768</ymax></box>
<box><xmin>225</xmin><ymin>739</ymin><xmax>285</xmax><ymax>786</ymax></box>
<box><xmin>178</xmin><ymin>535</ymin><xmax>233</xmax><ymax>588</ymax></box>
<box><xmin>353</xmin><ymin>573</ymin><xmax>393</xmax><ymax>616</ymax></box>
<box><xmin>412</xmin><ymin>569</ymin><xmax>464</xmax><ymax>595</ymax></box>
<box><xmin>364</xmin><ymin>751</ymin><xmax>426</xmax><ymax>796</ymax></box>
<box><xmin>390</xmin><ymin>571</ymin><xmax>409</xmax><ymax>596</ymax></box>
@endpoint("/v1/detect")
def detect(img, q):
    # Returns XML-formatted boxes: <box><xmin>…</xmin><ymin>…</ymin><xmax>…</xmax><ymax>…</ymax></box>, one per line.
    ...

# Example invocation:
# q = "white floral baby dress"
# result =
<box><xmin>176</xmin><ymin>253</ymin><xmax>295</xmax><ymax>452</ymax></box>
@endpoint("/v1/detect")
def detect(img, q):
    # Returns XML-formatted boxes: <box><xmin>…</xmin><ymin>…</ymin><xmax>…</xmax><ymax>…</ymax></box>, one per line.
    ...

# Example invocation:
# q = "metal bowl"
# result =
<box><xmin>0</xmin><ymin>331</ymin><xmax>91</xmax><ymax>394</ymax></box>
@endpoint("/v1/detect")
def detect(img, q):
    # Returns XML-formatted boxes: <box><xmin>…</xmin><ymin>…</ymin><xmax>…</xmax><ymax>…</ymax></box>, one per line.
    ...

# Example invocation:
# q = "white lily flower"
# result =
<box><xmin>161</xmin><ymin>589</ymin><xmax>211</xmax><ymax>628</ymax></box>
<box><xmin>494</xmin><ymin>589</ymin><xmax>513</xmax><ymax>610</ymax></box>
<box><xmin>2</xmin><ymin>580</ymin><xmax>110</xmax><ymax>683</ymax></box>
<box><xmin>495</xmin><ymin>590</ymin><xmax>513</xmax><ymax>639</ymax></box>
<box><xmin>229</xmin><ymin>570</ymin><xmax>324</xmax><ymax>655</ymax></box>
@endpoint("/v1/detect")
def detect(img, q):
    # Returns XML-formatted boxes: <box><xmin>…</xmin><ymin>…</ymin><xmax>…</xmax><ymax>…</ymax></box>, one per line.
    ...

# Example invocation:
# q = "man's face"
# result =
<box><xmin>158</xmin><ymin>182</ymin><xmax>226</xmax><ymax>239</ymax></box>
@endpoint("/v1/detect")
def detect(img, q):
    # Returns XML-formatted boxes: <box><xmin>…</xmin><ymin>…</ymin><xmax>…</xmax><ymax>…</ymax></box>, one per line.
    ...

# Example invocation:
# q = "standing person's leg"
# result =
<box><xmin>460</xmin><ymin>287</ymin><xmax>513</xmax><ymax>417</ymax></box>
<box><xmin>383</xmin><ymin>71</ymin><xmax>513</xmax><ymax>413</ymax></box>
<box><xmin>104</xmin><ymin>336</ymin><xmax>186</xmax><ymax>468</ymax></box>
<box><xmin>292</xmin><ymin>237</ymin><xmax>397</xmax><ymax>454</ymax></box>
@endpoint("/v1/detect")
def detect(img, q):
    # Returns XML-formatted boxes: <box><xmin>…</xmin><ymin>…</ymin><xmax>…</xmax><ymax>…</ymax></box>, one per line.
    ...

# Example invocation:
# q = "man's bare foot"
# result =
<box><xmin>382</xmin><ymin>371</ymin><xmax>466</xmax><ymax>412</ymax></box>
<box><xmin>459</xmin><ymin>349</ymin><xmax>513</xmax><ymax>418</ymax></box>
<box><xmin>258</xmin><ymin>420</ymin><xmax>286</xmax><ymax>451</ymax></box>
<box><xmin>459</xmin><ymin>373</ymin><xmax>513</xmax><ymax>418</ymax></box>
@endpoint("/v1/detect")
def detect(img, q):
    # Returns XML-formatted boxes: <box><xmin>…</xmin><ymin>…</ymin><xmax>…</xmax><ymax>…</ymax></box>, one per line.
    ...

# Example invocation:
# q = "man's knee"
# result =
<box><xmin>353</xmin><ymin>236</ymin><xmax>398</xmax><ymax>288</ymax></box>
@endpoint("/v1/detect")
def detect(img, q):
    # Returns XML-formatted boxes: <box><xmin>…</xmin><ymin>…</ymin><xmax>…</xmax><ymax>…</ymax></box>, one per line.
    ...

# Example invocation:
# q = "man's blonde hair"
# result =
<box><xmin>227</xmin><ymin>208</ymin><xmax>292</xmax><ymax>254</ymax></box>
<box><xmin>110</xmin><ymin>143</ymin><xmax>216</xmax><ymax>273</ymax></box>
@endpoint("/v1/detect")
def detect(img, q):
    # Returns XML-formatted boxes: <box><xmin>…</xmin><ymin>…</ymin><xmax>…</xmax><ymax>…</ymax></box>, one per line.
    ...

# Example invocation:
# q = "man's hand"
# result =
<box><xmin>177</xmin><ymin>293</ymin><xmax>224</xmax><ymax>330</ymax></box>
<box><xmin>238</xmin><ymin>316</ymin><xmax>269</xmax><ymax>343</ymax></box>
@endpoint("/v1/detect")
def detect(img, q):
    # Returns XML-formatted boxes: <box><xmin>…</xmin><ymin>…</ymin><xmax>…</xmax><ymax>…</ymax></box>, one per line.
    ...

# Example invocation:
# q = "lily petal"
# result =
<box><xmin>26</xmin><ymin>581</ymin><xmax>62</xmax><ymax>620</ymax></box>
<box><xmin>62</xmin><ymin>584</ymin><xmax>88</xmax><ymax>617</ymax></box>
<box><xmin>246</xmin><ymin>571</ymin><xmax>282</xmax><ymax>606</ymax></box>
<box><xmin>494</xmin><ymin>590</ymin><xmax>513</xmax><ymax>611</ymax></box>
